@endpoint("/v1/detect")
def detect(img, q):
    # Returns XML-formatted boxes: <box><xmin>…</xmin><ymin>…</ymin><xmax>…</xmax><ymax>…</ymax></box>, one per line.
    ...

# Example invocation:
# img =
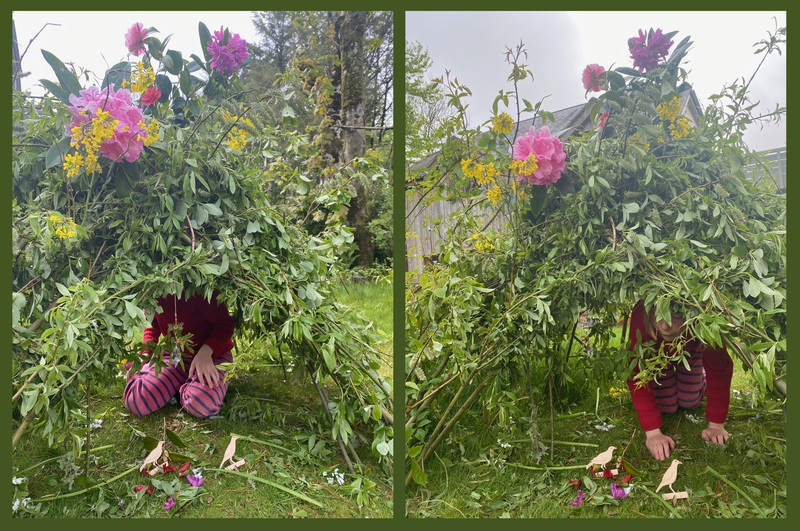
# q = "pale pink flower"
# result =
<box><xmin>582</xmin><ymin>64</ymin><xmax>605</xmax><ymax>93</ymax></box>
<box><xmin>510</xmin><ymin>126</ymin><xmax>566</xmax><ymax>186</ymax></box>
<box><xmin>125</xmin><ymin>23</ymin><xmax>148</xmax><ymax>57</ymax></box>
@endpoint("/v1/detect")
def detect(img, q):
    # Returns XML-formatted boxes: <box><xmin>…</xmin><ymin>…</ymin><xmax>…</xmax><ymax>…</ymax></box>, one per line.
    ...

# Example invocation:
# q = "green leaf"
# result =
<box><xmin>102</xmin><ymin>61</ymin><xmax>131</xmax><ymax>91</ymax></box>
<box><xmin>155</xmin><ymin>75</ymin><xmax>172</xmax><ymax>103</ymax></box>
<box><xmin>554</xmin><ymin>176</ymin><xmax>576</xmax><ymax>195</ymax></box>
<box><xmin>198</xmin><ymin>22</ymin><xmax>213</xmax><ymax>62</ymax></box>
<box><xmin>164</xmin><ymin>50</ymin><xmax>183</xmax><ymax>76</ymax></box>
<box><xmin>41</xmin><ymin>49</ymin><xmax>83</xmax><ymax>98</ymax></box>
<box><xmin>615</xmin><ymin>66</ymin><xmax>643</xmax><ymax>77</ymax></box>
<box><xmin>407</xmin><ymin>445</ymin><xmax>423</xmax><ymax>458</ymax></box>
<box><xmin>142</xmin><ymin>436</ymin><xmax>161</xmax><ymax>453</ymax></box>
<box><xmin>527</xmin><ymin>186</ymin><xmax>548</xmax><ymax>218</ymax></box>
<box><xmin>203</xmin><ymin>203</ymin><xmax>222</xmax><ymax>216</ymax></box>
<box><xmin>165</xmin><ymin>429</ymin><xmax>188</xmax><ymax>449</ymax></box>
<box><xmin>410</xmin><ymin>460</ymin><xmax>428</xmax><ymax>486</ymax></box>
<box><xmin>45</xmin><ymin>136</ymin><xmax>73</xmax><ymax>170</ymax></box>
<box><xmin>179</xmin><ymin>69</ymin><xmax>192</xmax><ymax>96</ymax></box>
<box><xmin>39</xmin><ymin>79</ymin><xmax>72</xmax><ymax>104</ymax></box>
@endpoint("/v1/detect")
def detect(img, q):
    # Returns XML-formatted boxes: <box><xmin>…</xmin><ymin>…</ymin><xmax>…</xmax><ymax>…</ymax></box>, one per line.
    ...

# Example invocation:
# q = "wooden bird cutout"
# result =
<box><xmin>219</xmin><ymin>435</ymin><xmax>239</xmax><ymax>469</ymax></box>
<box><xmin>586</xmin><ymin>445</ymin><xmax>617</xmax><ymax>470</ymax></box>
<box><xmin>656</xmin><ymin>459</ymin><xmax>682</xmax><ymax>493</ymax></box>
<box><xmin>140</xmin><ymin>440</ymin><xmax>165</xmax><ymax>473</ymax></box>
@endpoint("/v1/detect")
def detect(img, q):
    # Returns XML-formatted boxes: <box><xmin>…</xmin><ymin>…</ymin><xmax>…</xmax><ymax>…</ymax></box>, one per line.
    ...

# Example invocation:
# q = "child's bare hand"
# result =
<box><xmin>701</xmin><ymin>422</ymin><xmax>731</xmax><ymax>445</ymax></box>
<box><xmin>188</xmin><ymin>346</ymin><xmax>221</xmax><ymax>388</ymax></box>
<box><xmin>645</xmin><ymin>429</ymin><xmax>675</xmax><ymax>461</ymax></box>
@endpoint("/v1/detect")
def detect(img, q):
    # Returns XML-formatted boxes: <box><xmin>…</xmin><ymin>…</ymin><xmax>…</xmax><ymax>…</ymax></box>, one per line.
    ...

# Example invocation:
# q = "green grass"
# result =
<box><xmin>406</xmin><ymin>352</ymin><xmax>786</xmax><ymax>518</ymax></box>
<box><xmin>12</xmin><ymin>281</ymin><xmax>394</xmax><ymax>519</ymax></box>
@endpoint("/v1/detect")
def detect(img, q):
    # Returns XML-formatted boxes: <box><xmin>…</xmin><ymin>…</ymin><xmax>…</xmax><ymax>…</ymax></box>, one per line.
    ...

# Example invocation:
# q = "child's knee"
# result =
<box><xmin>657</xmin><ymin>402</ymin><xmax>679</xmax><ymax>415</ymax></box>
<box><xmin>180</xmin><ymin>384</ymin><xmax>223</xmax><ymax>419</ymax></box>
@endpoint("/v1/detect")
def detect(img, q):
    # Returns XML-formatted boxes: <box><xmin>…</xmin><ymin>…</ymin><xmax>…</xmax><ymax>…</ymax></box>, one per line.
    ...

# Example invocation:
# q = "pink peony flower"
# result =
<box><xmin>125</xmin><ymin>23</ymin><xmax>148</xmax><ymax>57</ymax></box>
<box><xmin>629</xmin><ymin>28</ymin><xmax>674</xmax><ymax>74</ymax></box>
<box><xmin>582</xmin><ymin>64</ymin><xmax>605</xmax><ymax>93</ymax></box>
<box><xmin>510</xmin><ymin>126</ymin><xmax>566</xmax><ymax>186</ymax></box>
<box><xmin>163</xmin><ymin>495</ymin><xmax>175</xmax><ymax>511</ymax></box>
<box><xmin>207</xmin><ymin>26</ymin><xmax>248</xmax><ymax>77</ymax></box>
<box><xmin>141</xmin><ymin>87</ymin><xmax>161</xmax><ymax>107</ymax></box>
<box><xmin>67</xmin><ymin>85</ymin><xmax>149</xmax><ymax>163</ymax></box>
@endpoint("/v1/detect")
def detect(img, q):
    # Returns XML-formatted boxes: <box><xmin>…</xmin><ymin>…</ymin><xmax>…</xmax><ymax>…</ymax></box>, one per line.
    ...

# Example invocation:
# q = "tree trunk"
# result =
<box><xmin>342</xmin><ymin>11</ymin><xmax>367</xmax><ymax>164</ymax></box>
<box><xmin>341</xmin><ymin>11</ymin><xmax>373</xmax><ymax>267</ymax></box>
<box><xmin>321</xmin><ymin>12</ymin><xmax>344</xmax><ymax>171</ymax></box>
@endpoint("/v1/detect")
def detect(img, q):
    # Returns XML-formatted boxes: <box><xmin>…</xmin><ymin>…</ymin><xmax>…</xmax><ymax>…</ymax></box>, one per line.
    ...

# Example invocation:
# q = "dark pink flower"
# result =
<box><xmin>125</xmin><ymin>23</ymin><xmax>148</xmax><ymax>57</ymax></box>
<box><xmin>611</xmin><ymin>483</ymin><xmax>628</xmax><ymax>499</ymax></box>
<box><xmin>629</xmin><ymin>28</ymin><xmax>674</xmax><ymax>73</ymax></box>
<box><xmin>141</xmin><ymin>87</ymin><xmax>161</xmax><ymax>107</ymax></box>
<box><xmin>582</xmin><ymin>64</ymin><xmax>605</xmax><ymax>93</ymax></box>
<box><xmin>510</xmin><ymin>126</ymin><xmax>566</xmax><ymax>186</ymax></box>
<box><xmin>187</xmin><ymin>474</ymin><xmax>204</xmax><ymax>487</ymax></box>
<box><xmin>207</xmin><ymin>26</ymin><xmax>248</xmax><ymax>77</ymax></box>
<box><xmin>570</xmin><ymin>490</ymin><xmax>584</xmax><ymax>506</ymax></box>
<box><xmin>603</xmin><ymin>468</ymin><xmax>617</xmax><ymax>479</ymax></box>
<box><xmin>568</xmin><ymin>479</ymin><xmax>583</xmax><ymax>489</ymax></box>
<box><xmin>621</xmin><ymin>473</ymin><xmax>633</xmax><ymax>484</ymax></box>
<box><xmin>163</xmin><ymin>495</ymin><xmax>175</xmax><ymax>511</ymax></box>
<box><xmin>134</xmin><ymin>485</ymin><xmax>147</xmax><ymax>492</ymax></box>
<box><xmin>599</xmin><ymin>112</ymin><xmax>609</xmax><ymax>129</ymax></box>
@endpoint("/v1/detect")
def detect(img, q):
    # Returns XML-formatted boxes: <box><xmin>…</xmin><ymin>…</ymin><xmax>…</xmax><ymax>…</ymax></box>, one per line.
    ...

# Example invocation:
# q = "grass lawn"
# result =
<box><xmin>406</xmin><ymin>335</ymin><xmax>786</xmax><ymax>519</ymax></box>
<box><xmin>12</xmin><ymin>280</ymin><xmax>393</xmax><ymax>519</ymax></box>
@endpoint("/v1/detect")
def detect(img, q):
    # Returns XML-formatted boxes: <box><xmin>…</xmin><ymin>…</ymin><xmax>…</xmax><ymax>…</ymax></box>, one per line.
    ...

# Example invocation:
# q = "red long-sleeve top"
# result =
<box><xmin>142</xmin><ymin>291</ymin><xmax>235</xmax><ymax>358</ymax></box>
<box><xmin>626</xmin><ymin>300</ymin><xmax>733</xmax><ymax>432</ymax></box>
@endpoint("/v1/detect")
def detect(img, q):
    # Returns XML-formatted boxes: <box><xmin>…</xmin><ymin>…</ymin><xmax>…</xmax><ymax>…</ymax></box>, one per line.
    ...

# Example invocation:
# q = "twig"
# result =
<box><xmin>185</xmin><ymin>214</ymin><xmax>195</xmax><ymax>252</ymax></box>
<box><xmin>609</xmin><ymin>216</ymin><xmax>617</xmax><ymax>251</ymax></box>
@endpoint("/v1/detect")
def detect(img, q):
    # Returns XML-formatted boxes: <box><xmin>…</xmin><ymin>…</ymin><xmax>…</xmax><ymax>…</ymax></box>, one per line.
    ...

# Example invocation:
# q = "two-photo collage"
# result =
<box><xmin>11</xmin><ymin>10</ymin><xmax>786</xmax><ymax>519</ymax></box>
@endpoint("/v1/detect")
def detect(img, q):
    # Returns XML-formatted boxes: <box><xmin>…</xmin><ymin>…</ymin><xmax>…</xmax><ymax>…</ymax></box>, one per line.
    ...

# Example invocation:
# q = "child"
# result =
<box><xmin>627</xmin><ymin>300</ymin><xmax>733</xmax><ymax>460</ymax></box>
<box><xmin>123</xmin><ymin>290</ymin><xmax>236</xmax><ymax>419</ymax></box>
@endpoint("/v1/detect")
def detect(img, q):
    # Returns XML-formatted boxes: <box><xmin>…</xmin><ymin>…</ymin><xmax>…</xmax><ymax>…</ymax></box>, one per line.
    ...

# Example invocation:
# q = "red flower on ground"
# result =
<box><xmin>603</xmin><ymin>468</ymin><xmax>617</xmax><ymax>479</ymax></box>
<box><xmin>568</xmin><ymin>479</ymin><xmax>583</xmax><ymax>489</ymax></box>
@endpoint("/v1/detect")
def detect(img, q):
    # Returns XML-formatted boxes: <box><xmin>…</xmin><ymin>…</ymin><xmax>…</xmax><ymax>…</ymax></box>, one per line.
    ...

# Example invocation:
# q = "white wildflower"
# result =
<box><xmin>89</xmin><ymin>418</ymin><xmax>103</xmax><ymax>429</ymax></box>
<box><xmin>12</xmin><ymin>499</ymin><xmax>20</xmax><ymax>512</ymax></box>
<box><xmin>12</xmin><ymin>476</ymin><xmax>25</xmax><ymax>485</ymax></box>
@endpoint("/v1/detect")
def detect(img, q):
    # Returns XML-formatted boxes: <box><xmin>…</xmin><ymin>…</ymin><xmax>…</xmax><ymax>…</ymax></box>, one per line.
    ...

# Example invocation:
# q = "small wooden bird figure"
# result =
<box><xmin>656</xmin><ymin>459</ymin><xmax>682</xmax><ymax>494</ymax></box>
<box><xmin>219</xmin><ymin>435</ymin><xmax>239</xmax><ymax>469</ymax></box>
<box><xmin>586</xmin><ymin>445</ymin><xmax>617</xmax><ymax>470</ymax></box>
<box><xmin>140</xmin><ymin>440</ymin><xmax>165</xmax><ymax>474</ymax></box>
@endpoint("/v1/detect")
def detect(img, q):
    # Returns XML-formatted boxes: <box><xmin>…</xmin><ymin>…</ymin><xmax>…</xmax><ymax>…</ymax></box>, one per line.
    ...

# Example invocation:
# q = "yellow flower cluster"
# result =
<box><xmin>49</xmin><ymin>214</ymin><xmax>77</xmax><ymax>239</ymax></box>
<box><xmin>471</xmin><ymin>233</ymin><xmax>495</xmax><ymax>252</ymax></box>
<box><xmin>64</xmin><ymin>109</ymin><xmax>119</xmax><ymax>177</ymax></box>
<box><xmin>609</xmin><ymin>387</ymin><xmax>629</xmax><ymax>399</ymax></box>
<box><xmin>656</xmin><ymin>96</ymin><xmax>692</xmax><ymax>140</ymax></box>
<box><xmin>461</xmin><ymin>158</ymin><xmax>497</xmax><ymax>185</ymax></box>
<box><xmin>486</xmin><ymin>184</ymin><xmax>502</xmax><ymax>205</ymax></box>
<box><xmin>509</xmin><ymin>153</ymin><xmax>538</xmax><ymax>177</ymax></box>
<box><xmin>669</xmin><ymin>116</ymin><xmax>691</xmax><ymax>139</ymax></box>
<box><xmin>656</xmin><ymin>96</ymin><xmax>682</xmax><ymax>122</ymax></box>
<box><xmin>222</xmin><ymin>112</ymin><xmax>255</xmax><ymax>150</ymax></box>
<box><xmin>511</xmin><ymin>180</ymin><xmax>529</xmax><ymax>200</ymax></box>
<box><xmin>122</xmin><ymin>62</ymin><xmax>156</xmax><ymax>94</ymax></box>
<box><xmin>629</xmin><ymin>132</ymin><xmax>650</xmax><ymax>152</ymax></box>
<box><xmin>492</xmin><ymin>111</ymin><xmax>514</xmax><ymax>134</ymax></box>
<box><xmin>136</xmin><ymin>119</ymin><xmax>161</xmax><ymax>147</ymax></box>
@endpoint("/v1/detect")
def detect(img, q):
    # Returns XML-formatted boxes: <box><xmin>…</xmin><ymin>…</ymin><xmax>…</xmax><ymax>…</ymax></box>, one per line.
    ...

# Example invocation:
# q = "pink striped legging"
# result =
<box><xmin>652</xmin><ymin>349</ymin><xmax>706</xmax><ymax>414</ymax></box>
<box><xmin>123</xmin><ymin>350</ymin><xmax>233</xmax><ymax>419</ymax></box>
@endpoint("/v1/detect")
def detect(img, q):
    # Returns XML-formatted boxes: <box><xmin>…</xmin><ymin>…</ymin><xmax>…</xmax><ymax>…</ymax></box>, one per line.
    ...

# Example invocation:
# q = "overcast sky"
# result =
<box><xmin>14</xmin><ymin>11</ymin><xmax>260</xmax><ymax>95</ymax></box>
<box><xmin>407</xmin><ymin>11</ymin><xmax>786</xmax><ymax>152</ymax></box>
